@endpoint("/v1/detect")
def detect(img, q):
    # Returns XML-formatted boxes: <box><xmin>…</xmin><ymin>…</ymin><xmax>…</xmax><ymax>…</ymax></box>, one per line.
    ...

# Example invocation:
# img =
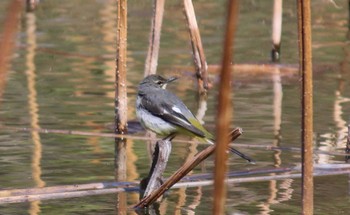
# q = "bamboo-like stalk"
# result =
<box><xmin>297</xmin><ymin>0</ymin><xmax>314</xmax><ymax>214</ymax></box>
<box><xmin>183</xmin><ymin>0</ymin><xmax>208</xmax><ymax>94</ymax></box>
<box><xmin>271</xmin><ymin>0</ymin><xmax>282</xmax><ymax>62</ymax></box>
<box><xmin>115</xmin><ymin>1</ymin><xmax>128</xmax><ymax>213</ymax></box>
<box><xmin>115</xmin><ymin>0</ymin><xmax>128</xmax><ymax>134</ymax></box>
<box><xmin>213</xmin><ymin>0</ymin><xmax>239</xmax><ymax>213</ymax></box>
<box><xmin>0</xmin><ymin>0</ymin><xmax>23</xmax><ymax>106</ymax></box>
<box><xmin>144</xmin><ymin>0</ymin><xmax>165</xmax><ymax>76</ymax></box>
<box><xmin>134</xmin><ymin>128</ymin><xmax>242</xmax><ymax>208</ymax></box>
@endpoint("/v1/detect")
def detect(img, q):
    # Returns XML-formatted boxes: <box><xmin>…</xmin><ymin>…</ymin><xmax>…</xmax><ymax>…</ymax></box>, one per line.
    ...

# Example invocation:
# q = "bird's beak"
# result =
<box><xmin>166</xmin><ymin>76</ymin><xmax>178</xmax><ymax>84</ymax></box>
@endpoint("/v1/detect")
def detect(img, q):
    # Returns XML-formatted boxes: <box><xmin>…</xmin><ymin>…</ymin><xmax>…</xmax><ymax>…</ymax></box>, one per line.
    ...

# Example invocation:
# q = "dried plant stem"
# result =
<box><xmin>297</xmin><ymin>0</ymin><xmax>314</xmax><ymax>214</ymax></box>
<box><xmin>144</xmin><ymin>0</ymin><xmax>165</xmax><ymax>76</ymax></box>
<box><xmin>115</xmin><ymin>0</ymin><xmax>128</xmax><ymax>134</ymax></box>
<box><xmin>183</xmin><ymin>0</ymin><xmax>208</xmax><ymax>94</ymax></box>
<box><xmin>141</xmin><ymin>138</ymin><xmax>172</xmax><ymax>200</ymax></box>
<box><xmin>271</xmin><ymin>0</ymin><xmax>282</xmax><ymax>62</ymax></box>
<box><xmin>213</xmin><ymin>0</ymin><xmax>239</xmax><ymax>213</ymax></box>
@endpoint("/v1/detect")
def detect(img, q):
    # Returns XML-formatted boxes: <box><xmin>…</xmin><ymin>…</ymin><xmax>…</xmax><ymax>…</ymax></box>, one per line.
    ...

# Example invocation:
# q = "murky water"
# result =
<box><xmin>1</xmin><ymin>0</ymin><xmax>350</xmax><ymax>214</ymax></box>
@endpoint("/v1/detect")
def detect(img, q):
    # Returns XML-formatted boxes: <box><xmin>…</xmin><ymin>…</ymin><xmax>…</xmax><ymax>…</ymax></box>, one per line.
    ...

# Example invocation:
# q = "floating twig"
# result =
<box><xmin>2</xmin><ymin>164</ymin><xmax>350</xmax><ymax>205</ymax></box>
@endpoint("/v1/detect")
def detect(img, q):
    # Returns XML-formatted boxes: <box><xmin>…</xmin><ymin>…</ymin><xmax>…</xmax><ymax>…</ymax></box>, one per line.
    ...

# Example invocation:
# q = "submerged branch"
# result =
<box><xmin>1</xmin><ymin>164</ymin><xmax>350</xmax><ymax>205</ymax></box>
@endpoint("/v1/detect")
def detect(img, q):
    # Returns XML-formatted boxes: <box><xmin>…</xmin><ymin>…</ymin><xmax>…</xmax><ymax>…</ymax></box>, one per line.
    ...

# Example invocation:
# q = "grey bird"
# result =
<box><xmin>136</xmin><ymin>74</ymin><xmax>254</xmax><ymax>163</ymax></box>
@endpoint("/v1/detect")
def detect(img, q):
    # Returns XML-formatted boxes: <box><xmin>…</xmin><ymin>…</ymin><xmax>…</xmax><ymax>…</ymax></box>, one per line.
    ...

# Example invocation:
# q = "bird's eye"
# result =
<box><xmin>155</xmin><ymin>80</ymin><xmax>162</xmax><ymax>85</ymax></box>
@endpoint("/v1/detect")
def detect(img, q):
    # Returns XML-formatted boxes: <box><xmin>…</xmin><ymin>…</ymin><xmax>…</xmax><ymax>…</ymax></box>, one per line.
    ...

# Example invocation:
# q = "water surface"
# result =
<box><xmin>1</xmin><ymin>0</ymin><xmax>350</xmax><ymax>214</ymax></box>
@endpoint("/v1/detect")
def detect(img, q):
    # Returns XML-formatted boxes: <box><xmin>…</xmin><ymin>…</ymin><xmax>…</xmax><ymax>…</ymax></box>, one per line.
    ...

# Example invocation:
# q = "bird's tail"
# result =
<box><xmin>205</xmin><ymin>138</ymin><xmax>255</xmax><ymax>164</ymax></box>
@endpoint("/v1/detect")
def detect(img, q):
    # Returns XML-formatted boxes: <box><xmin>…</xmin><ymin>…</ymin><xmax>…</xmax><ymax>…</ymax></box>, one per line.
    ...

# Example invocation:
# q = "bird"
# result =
<box><xmin>136</xmin><ymin>74</ymin><xmax>254</xmax><ymax>163</ymax></box>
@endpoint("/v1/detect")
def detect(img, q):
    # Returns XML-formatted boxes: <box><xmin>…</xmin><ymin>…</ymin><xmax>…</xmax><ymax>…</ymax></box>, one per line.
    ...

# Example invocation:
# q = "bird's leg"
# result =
<box><xmin>163</xmin><ymin>133</ymin><xmax>177</xmax><ymax>141</ymax></box>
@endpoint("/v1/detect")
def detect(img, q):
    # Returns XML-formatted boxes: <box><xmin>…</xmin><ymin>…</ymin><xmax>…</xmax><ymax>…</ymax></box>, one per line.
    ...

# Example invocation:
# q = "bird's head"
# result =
<box><xmin>140</xmin><ymin>75</ymin><xmax>178</xmax><ymax>89</ymax></box>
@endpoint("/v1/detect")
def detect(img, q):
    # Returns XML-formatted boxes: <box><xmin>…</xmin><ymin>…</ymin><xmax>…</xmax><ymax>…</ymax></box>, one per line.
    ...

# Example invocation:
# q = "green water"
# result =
<box><xmin>1</xmin><ymin>0</ymin><xmax>350</xmax><ymax>214</ymax></box>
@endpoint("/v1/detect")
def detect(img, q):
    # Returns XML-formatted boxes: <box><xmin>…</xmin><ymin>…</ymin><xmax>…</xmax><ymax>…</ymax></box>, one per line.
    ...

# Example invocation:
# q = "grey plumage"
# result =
<box><xmin>136</xmin><ymin>75</ymin><xmax>205</xmax><ymax>137</ymax></box>
<box><xmin>136</xmin><ymin>74</ymin><xmax>255</xmax><ymax>163</ymax></box>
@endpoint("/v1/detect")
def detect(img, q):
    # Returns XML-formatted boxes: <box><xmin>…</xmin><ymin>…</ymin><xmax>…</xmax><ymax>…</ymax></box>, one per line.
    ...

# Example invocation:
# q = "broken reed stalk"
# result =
<box><xmin>0</xmin><ymin>0</ymin><xmax>23</xmax><ymax>105</ymax></box>
<box><xmin>183</xmin><ymin>0</ymin><xmax>209</xmax><ymax>94</ymax></box>
<box><xmin>297</xmin><ymin>0</ymin><xmax>314</xmax><ymax>214</ymax></box>
<box><xmin>144</xmin><ymin>0</ymin><xmax>165</xmax><ymax>76</ymax></box>
<box><xmin>115</xmin><ymin>0</ymin><xmax>128</xmax><ymax>134</ymax></box>
<box><xmin>213</xmin><ymin>0</ymin><xmax>239</xmax><ymax>214</ymax></box>
<box><xmin>141</xmin><ymin>138</ymin><xmax>172</xmax><ymax>200</ymax></box>
<box><xmin>134</xmin><ymin>128</ymin><xmax>242</xmax><ymax>208</ymax></box>
<box><xmin>115</xmin><ymin>0</ymin><xmax>128</xmax><ymax>213</ymax></box>
<box><xmin>271</xmin><ymin>0</ymin><xmax>282</xmax><ymax>62</ymax></box>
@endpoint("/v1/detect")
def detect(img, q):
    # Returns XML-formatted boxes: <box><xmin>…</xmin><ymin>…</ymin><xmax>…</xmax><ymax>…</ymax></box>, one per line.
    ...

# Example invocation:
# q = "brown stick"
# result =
<box><xmin>0</xmin><ymin>0</ymin><xmax>23</xmax><ymax>106</ymax></box>
<box><xmin>134</xmin><ymin>128</ymin><xmax>242</xmax><ymax>208</ymax></box>
<box><xmin>144</xmin><ymin>0</ymin><xmax>165</xmax><ymax>76</ymax></box>
<box><xmin>297</xmin><ymin>0</ymin><xmax>314</xmax><ymax>214</ymax></box>
<box><xmin>141</xmin><ymin>138</ymin><xmax>172</xmax><ymax>200</ymax></box>
<box><xmin>115</xmin><ymin>0</ymin><xmax>128</xmax><ymax>134</ymax></box>
<box><xmin>183</xmin><ymin>0</ymin><xmax>208</xmax><ymax>94</ymax></box>
<box><xmin>213</xmin><ymin>0</ymin><xmax>239</xmax><ymax>213</ymax></box>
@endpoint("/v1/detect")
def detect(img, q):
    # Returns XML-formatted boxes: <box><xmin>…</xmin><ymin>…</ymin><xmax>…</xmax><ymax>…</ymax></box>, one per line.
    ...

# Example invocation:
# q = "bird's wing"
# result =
<box><xmin>140</xmin><ymin>93</ymin><xmax>206</xmax><ymax>138</ymax></box>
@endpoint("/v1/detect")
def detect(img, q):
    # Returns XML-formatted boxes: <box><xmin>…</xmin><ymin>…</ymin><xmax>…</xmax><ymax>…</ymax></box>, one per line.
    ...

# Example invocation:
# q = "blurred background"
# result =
<box><xmin>0</xmin><ymin>0</ymin><xmax>349</xmax><ymax>214</ymax></box>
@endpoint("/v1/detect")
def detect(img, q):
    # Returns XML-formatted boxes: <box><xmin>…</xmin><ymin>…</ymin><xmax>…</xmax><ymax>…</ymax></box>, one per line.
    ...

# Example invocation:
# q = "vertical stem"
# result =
<box><xmin>297</xmin><ymin>0</ymin><xmax>314</xmax><ymax>214</ymax></box>
<box><xmin>213</xmin><ymin>0</ymin><xmax>239</xmax><ymax>214</ymax></box>
<box><xmin>115</xmin><ymin>0</ymin><xmax>128</xmax><ymax>213</ymax></box>
<box><xmin>115</xmin><ymin>0</ymin><xmax>128</xmax><ymax>134</ymax></box>
<box><xmin>0</xmin><ymin>0</ymin><xmax>23</xmax><ymax>106</ymax></box>
<box><xmin>271</xmin><ymin>0</ymin><xmax>282</xmax><ymax>62</ymax></box>
<box><xmin>144</xmin><ymin>0</ymin><xmax>165</xmax><ymax>76</ymax></box>
<box><xmin>183</xmin><ymin>0</ymin><xmax>208</xmax><ymax>94</ymax></box>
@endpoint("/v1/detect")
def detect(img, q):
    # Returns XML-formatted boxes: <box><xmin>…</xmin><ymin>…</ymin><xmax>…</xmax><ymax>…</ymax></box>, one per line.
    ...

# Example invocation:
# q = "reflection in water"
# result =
<box><xmin>25</xmin><ymin>12</ymin><xmax>45</xmax><ymax>215</ymax></box>
<box><xmin>258</xmin><ymin>68</ymin><xmax>294</xmax><ymax>214</ymax></box>
<box><xmin>317</xmin><ymin>31</ymin><xmax>350</xmax><ymax>164</ymax></box>
<box><xmin>114</xmin><ymin>138</ymin><xmax>127</xmax><ymax>214</ymax></box>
